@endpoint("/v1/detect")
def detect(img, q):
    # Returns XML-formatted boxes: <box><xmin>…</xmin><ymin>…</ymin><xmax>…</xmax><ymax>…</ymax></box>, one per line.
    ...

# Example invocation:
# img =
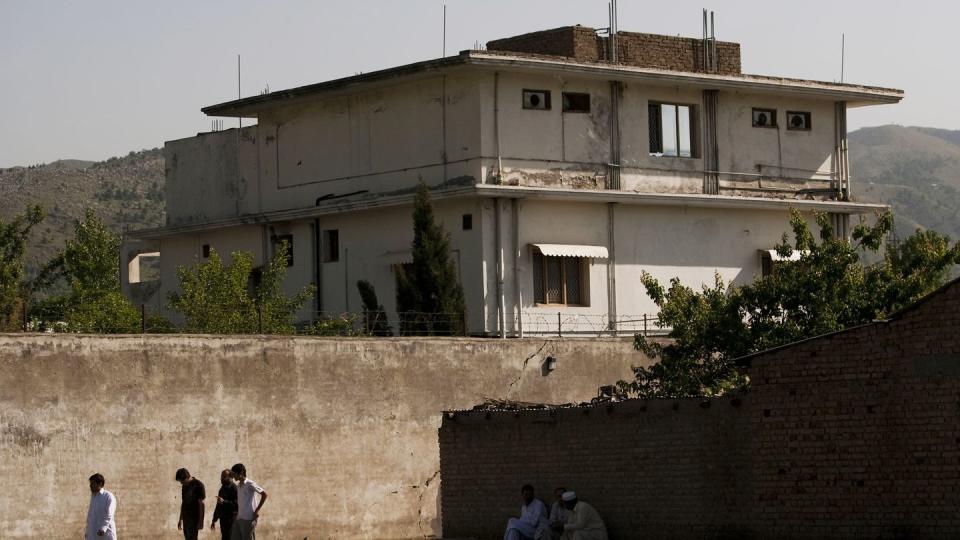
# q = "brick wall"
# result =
<box><xmin>749</xmin><ymin>281</ymin><xmax>960</xmax><ymax>539</ymax></box>
<box><xmin>439</xmin><ymin>397</ymin><xmax>753</xmax><ymax>539</ymax></box>
<box><xmin>486</xmin><ymin>26</ymin><xmax>741</xmax><ymax>76</ymax></box>
<box><xmin>439</xmin><ymin>280</ymin><xmax>960</xmax><ymax>539</ymax></box>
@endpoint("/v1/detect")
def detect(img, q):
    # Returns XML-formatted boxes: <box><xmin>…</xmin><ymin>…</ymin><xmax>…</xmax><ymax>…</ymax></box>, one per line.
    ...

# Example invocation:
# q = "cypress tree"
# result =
<box><xmin>396</xmin><ymin>181</ymin><xmax>466</xmax><ymax>335</ymax></box>
<box><xmin>357</xmin><ymin>279</ymin><xmax>392</xmax><ymax>336</ymax></box>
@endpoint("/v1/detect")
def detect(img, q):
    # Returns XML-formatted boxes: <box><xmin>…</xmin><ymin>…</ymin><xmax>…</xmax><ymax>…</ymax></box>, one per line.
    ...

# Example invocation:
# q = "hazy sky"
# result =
<box><xmin>1</xmin><ymin>0</ymin><xmax>955</xmax><ymax>167</ymax></box>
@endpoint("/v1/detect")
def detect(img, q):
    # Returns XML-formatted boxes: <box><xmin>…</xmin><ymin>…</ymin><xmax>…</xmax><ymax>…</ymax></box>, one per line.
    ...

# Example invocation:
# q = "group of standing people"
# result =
<box><xmin>503</xmin><ymin>485</ymin><xmax>607</xmax><ymax>540</ymax></box>
<box><xmin>84</xmin><ymin>463</ymin><xmax>268</xmax><ymax>540</ymax></box>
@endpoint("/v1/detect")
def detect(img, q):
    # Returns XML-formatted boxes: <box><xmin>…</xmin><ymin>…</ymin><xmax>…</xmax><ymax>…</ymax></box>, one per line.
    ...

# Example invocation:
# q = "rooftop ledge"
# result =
<box><xmin>202</xmin><ymin>51</ymin><xmax>903</xmax><ymax>118</ymax></box>
<box><xmin>127</xmin><ymin>184</ymin><xmax>888</xmax><ymax>240</ymax></box>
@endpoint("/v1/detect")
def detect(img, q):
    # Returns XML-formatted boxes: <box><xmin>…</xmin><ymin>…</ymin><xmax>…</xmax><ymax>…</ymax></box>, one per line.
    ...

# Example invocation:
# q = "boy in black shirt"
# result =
<box><xmin>175</xmin><ymin>468</ymin><xmax>206</xmax><ymax>540</ymax></box>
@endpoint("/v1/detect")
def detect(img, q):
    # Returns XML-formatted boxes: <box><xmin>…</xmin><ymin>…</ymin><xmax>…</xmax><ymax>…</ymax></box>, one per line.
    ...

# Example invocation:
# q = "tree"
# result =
<box><xmin>33</xmin><ymin>209</ymin><xmax>141</xmax><ymax>333</ymax></box>
<box><xmin>168</xmin><ymin>241</ymin><xmax>315</xmax><ymax>334</ymax></box>
<box><xmin>357</xmin><ymin>279</ymin><xmax>392</xmax><ymax>336</ymax></box>
<box><xmin>0</xmin><ymin>204</ymin><xmax>44</xmax><ymax>330</ymax></box>
<box><xmin>396</xmin><ymin>181</ymin><xmax>466</xmax><ymax>335</ymax></box>
<box><xmin>619</xmin><ymin>210</ymin><xmax>960</xmax><ymax>399</ymax></box>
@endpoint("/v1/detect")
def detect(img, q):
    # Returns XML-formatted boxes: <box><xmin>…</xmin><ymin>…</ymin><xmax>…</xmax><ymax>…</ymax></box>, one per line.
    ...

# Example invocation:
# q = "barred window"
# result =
<box><xmin>533</xmin><ymin>251</ymin><xmax>586</xmax><ymax>306</ymax></box>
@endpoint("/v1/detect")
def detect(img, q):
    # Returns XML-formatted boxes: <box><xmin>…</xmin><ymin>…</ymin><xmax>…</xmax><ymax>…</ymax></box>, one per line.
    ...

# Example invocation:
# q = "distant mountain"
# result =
<box><xmin>849</xmin><ymin>125</ymin><xmax>960</xmax><ymax>241</ymax></box>
<box><xmin>0</xmin><ymin>149</ymin><xmax>165</xmax><ymax>275</ymax></box>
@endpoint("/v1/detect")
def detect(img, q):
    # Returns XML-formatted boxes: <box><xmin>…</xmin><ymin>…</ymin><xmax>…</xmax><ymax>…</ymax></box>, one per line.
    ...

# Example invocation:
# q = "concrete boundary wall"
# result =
<box><xmin>0</xmin><ymin>334</ymin><xmax>645</xmax><ymax>539</ymax></box>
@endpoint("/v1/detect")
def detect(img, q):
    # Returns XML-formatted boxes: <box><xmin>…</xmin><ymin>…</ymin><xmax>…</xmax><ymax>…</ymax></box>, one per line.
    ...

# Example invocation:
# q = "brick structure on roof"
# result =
<box><xmin>486</xmin><ymin>25</ymin><xmax>742</xmax><ymax>75</ymax></box>
<box><xmin>439</xmin><ymin>278</ymin><xmax>960</xmax><ymax>538</ymax></box>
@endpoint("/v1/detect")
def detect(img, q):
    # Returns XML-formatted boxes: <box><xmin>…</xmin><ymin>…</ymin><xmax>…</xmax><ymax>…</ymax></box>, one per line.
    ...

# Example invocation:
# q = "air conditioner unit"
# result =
<box><xmin>522</xmin><ymin>89</ymin><xmax>551</xmax><ymax>110</ymax></box>
<box><xmin>786</xmin><ymin>111</ymin><xmax>811</xmax><ymax>131</ymax></box>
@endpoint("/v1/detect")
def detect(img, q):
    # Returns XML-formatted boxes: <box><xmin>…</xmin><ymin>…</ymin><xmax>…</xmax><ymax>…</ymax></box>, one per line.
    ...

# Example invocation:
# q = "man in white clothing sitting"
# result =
<box><xmin>85</xmin><ymin>473</ymin><xmax>117</xmax><ymax>540</ymax></box>
<box><xmin>503</xmin><ymin>484</ymin><xmax>548</xmax><ymax>540</ymax></box>
<box><xmin>554</xmin><ymin>491</ymin><xmax>607</xmax><ymax>540</ymax></box>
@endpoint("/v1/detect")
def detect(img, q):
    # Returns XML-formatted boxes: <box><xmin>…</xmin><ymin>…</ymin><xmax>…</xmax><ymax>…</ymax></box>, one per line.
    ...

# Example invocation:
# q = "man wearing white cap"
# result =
<box><xmin>552</xmin><ymin>491</ymin><xmax>607</xmax><ymax>540</ymax></box>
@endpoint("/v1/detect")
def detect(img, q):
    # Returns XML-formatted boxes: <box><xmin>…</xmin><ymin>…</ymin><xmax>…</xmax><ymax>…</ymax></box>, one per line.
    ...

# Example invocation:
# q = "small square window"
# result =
<box><xmin>462</xmin><ymin>214</ymin><xmax>473</xmax><ymax>231</ymax></box>
<box><xmin>271</xmin><ymin>234</ymin><xmax>294</xmax><ymax>267</ymax></box>
<box><xmin>322</xmin><ymin>229</ymin><xmax>339</xmax><ymax>263</ymax></box>
<box><xmin>786</xmin><ymin>111</ymin><xmax>812</xmax><ymax>131</ymax></box>
<box><xmin>522</xmin><ymin>89</ymin><xmax>551</xmax><ymax>110</ymax></box>
<box><xmin>201</xmin><ymin>244</ymin><xmax>210</xmax><ymax>258</ymax></box>
<box><xmin>752</xmin><ymin>108</ymin><xmax>777</xmax><ymax>128</ymax></box>
<box><xmin>562</xmin><ymin>92</ymin><xmax>590</xmax><ymax>113</ymax></box>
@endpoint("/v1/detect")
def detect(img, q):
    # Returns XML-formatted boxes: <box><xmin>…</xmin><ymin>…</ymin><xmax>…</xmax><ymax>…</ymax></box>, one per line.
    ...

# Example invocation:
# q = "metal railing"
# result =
<box><xmin>517</xmin><ymin>312</ymin><xmax>669</xmax><ymax>337</ymax></box>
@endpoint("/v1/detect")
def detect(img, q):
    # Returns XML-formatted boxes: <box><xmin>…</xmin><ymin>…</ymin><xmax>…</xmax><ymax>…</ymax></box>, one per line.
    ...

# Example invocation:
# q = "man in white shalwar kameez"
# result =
<box><xmin>556</xmin><ymin>491</ymin><xmax>606</xmax><ymax>540</ymax></box>
<box><xmin>86</xmin><ymin>473</ymin><xmax>118</xmax><ymax>540</ymax></box>
<box><xmin>503</xmin><ymin>484</ymin><xmax>549</xmax><ymax>540</ymax></box>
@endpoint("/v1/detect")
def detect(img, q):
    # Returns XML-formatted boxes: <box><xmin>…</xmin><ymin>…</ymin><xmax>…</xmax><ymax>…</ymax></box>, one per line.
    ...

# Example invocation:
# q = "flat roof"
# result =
<box><xmin>202</xmin><ymin>50</ymin><xmax>903</xmax><ymax>118</ymax></box>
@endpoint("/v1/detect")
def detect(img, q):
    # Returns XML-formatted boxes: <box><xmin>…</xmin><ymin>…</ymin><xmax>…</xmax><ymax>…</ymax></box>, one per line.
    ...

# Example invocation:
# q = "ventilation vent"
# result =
<box><xmin>522</xmin><ymin>89</ymin><xmax>551</xmax><ymax>110</ymax></box>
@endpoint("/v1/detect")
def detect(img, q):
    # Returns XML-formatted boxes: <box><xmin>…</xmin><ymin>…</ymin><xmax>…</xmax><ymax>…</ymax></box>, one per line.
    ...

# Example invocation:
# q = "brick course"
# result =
<box><xmin>486</xmin><ymin>26</ymin><xmax>741</xmax><ymax>76</ymax></box>
<box><xmin>439</xmin><ymin>279</ymin><xmax>960</xmax><ymax>539</ymax></box>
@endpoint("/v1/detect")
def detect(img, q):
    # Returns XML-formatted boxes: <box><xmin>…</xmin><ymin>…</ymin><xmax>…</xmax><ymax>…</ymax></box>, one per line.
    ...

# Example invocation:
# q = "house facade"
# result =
<box><xmin>122</xmin><ymin>26</ymin><xmax>902</xmax><ymax>336</ymax></box>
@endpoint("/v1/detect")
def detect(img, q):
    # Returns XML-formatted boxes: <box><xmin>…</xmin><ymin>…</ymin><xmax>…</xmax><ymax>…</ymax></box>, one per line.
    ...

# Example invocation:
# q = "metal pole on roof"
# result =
<box><xmin>443</xmin><ymin>5</ymin><xmax>447</xmax><ymax>57</ymax></box>
<box><xmin>237</xmin><ymin>54</ymin><xmax>242</xmax><ymax>130</ymax></box>
<box><xmin>841</xmin><ymin>34</ymin><xmax>845</xmax><ymax>83</ymax></box>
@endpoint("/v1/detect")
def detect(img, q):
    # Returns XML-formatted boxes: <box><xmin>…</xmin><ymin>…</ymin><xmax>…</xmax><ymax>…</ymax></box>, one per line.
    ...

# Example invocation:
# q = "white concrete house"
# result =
<box><xmin>123</xmin><ymin>26</ymin><xmax>902</xmax><ymax>336</ymax></box>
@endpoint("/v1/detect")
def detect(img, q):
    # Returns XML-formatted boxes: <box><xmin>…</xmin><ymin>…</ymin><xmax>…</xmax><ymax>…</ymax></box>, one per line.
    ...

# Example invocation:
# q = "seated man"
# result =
<box><xmin>503</xmin><ymin>484</ymin><xmax>548</xmax><ymax>540</ymax></box>
<box><xmin>554</xmin><ymin>491</ymin><xmax>607</xmax><ymax>540</ymax></box>
<box><xmin>545</xmin><ymin>487</ymin><xmax>570</xmax><ymax>540</ymax></box>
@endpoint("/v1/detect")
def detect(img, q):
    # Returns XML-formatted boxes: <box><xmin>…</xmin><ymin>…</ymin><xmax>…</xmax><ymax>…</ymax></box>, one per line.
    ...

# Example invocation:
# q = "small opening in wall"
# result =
<box><xmin>562</xmin><ymin>92</ymin><xmax>590</xmax><ymax>113</ymax></box>
<box><xmin>522</xmin><ymin>89</ymin><xmax>551</xmax><ymax>110</ymax></box>
<box><xmin>752</xmin><ymin>108</ymin><xmax>778</xmax><ymax>128</ymax></box>
<box><xmin>786</xmin><ymin>111</ymin><xmax>812</xmax><ymax>131</ymax></box>
<box><xmin>202</xmin><ymin>244</ymin><xmax>210</xmax><ymax>258</ymax></box>
<box><xmin>322</xmin><ymin>230</ymin><xmax>339</xmax><ymax>263</ymax></box>
<box><xmin>462</xmin><ymin>213</ymin><xmax>473</xmax><ymax>231</ymax></box>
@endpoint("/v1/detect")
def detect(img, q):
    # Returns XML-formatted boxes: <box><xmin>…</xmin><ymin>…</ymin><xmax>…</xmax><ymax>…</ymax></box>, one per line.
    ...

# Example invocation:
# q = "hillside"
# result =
<box><xmin>850</xmin><ymin>125</ymin><xmax>960</xmax><ymax>241</ymax></box>
<box><xmin>0</xmin><ymin>149</ymin><xmax>165</xmax><ymax>275</ymax></box>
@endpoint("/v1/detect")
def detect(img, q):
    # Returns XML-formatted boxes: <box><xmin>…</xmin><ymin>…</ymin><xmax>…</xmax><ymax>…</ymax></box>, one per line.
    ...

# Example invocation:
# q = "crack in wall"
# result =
<box><xmin>505</xmin><ymin>340</ymin><xmax>549</xmax><ymax>399</ymax></box>
<box><xmin>416</xmin><ymin>469</ymin><xmax>441</xmax><ymax>538</ymax></box>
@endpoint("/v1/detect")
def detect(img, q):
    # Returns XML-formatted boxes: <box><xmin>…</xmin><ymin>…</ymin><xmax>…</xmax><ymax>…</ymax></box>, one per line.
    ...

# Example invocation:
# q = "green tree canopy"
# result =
<box><xmin>620</xmin><ymin>210</ymin><xmax>960</xmax><ymax>399</ymax></box>
<box><xmin>396</xmin><ymin>181</ymin><xmax>466</xmax><ymax>335</ymax></box>
<box><xmin>0</xmin><ymin>204</ymin><xmax>44</xmax><ymax>329</ymax></box>
<box><xmin>168</xmin><ymin>241</ymin><xmax>315</xmax><ymax>334</ymax></box>
<box><xmin>33</xmin><ymin>209</ymin><xmax>141</xmax><ymax>333</ymax></box>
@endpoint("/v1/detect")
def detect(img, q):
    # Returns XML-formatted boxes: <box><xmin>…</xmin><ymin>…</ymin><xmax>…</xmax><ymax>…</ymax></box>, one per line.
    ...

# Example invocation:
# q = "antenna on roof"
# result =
<box><xmin>841</xmin><ymin>33</ymin><xmax>845</xmax><ymax>83</ymax></box>
<box><xmin>701</xmin><ymin>9</ymin><xmax>718</xmax><ymax>73</ymax></box>
<box><xmin>443</xmin><ymin>5</ymin><xmax>447</xmax><ymax>57</ymax></box>
<box><xmin>608</xmin><ymin>0</ymin><xmax>618</xmax><ymax>61</ymax></box>
<box><xmin>237</xmin><ymin>54</ymin><xmax>242</xmax><ymax>130</ymax></box>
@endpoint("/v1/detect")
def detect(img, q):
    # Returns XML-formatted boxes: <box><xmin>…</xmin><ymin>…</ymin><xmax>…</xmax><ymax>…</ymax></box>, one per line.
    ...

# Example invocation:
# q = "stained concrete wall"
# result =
<box><xmin>0</xmin><ymin>334</ymin><xmax>645</xmax><ymax>539</ymax></box>
<box><xmin>479</xmin><ymin>70</ymin><xmax>838</xmax><ymax>194</ymax></box>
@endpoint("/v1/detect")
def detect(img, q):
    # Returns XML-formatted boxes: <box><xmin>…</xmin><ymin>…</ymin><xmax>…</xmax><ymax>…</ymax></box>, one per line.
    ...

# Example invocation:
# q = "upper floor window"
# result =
<box><xmin>649</xmin><ymin>102</ymin><xmax>695</xmax><ymax>157</ymax></box>
<box><xmin>786</xmin><ymin>111</ymin><xmax>812</xmax><ymax>131</ymax></box>
<box><xmin>533</xmin><ymin>251</ymin><xmax>586</xmax><ymax>306</ymax></box>
<box><xmin>322</xmin><ymin>229</ymin><xmax>339</xmax><ymax>263</ymax></box>
<box><xmin>752</xmin><ymin>108</ymin><xmax>777</xmax><ymax>128</ymax></box>
<box><xmin>562</xmin><ymin>92</ymin><xmax>590</xmax><ymax>113</ymax></box>
<box><xmin>522</xmin><ymin>89</ymin><xmax>551</xmax><ymax>110</ymax></box>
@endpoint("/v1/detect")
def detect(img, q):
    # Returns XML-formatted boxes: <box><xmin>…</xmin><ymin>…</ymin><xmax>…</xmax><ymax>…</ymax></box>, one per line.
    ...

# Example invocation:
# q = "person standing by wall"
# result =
<box><xmin>175</xmin><ymin>468</ymin><xmax>206</xmax><ymax>540</ymax></box>
<box><xmin>85</xmin><ymin>473</ymin><xmax>117</xmax><ymax>540</ymax></box>
<box><xmin>230</xmin><ymin>463</ymin><xmax>268</xmax><ymax>540</ymax></box>
<box><xmin>211</xmin><ymin>469</ymin><xmax>239</xmax><ymax>540</ymax></box>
